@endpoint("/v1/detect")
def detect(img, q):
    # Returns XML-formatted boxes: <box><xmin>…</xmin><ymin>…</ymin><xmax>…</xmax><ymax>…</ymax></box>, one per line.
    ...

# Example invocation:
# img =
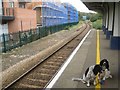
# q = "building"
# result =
<box><xmin>0</xmin><ymin>0</ymin><xmax>79</xmax><ymax>34</ymax></box>
<box><xmin>26</xmin><ymin>0</ymin><xmax>68</xmax><ymax>27</ymax></box>
<box><xmin>82</xmin><ymin>16</ymin><xmax>87</xmax><ymax>20</ymax></box>
<box><xmin>0</xmin><ymin>0</ymin><xmax>37</xmax><ymax>35</ymax></box>
<box><xmin>0</xmin><ymin>0</ymin><xmax>79</xmax><ymax>52</ymax></box>
<box><xmin>62</xmin><ymin>3</ymin><xmax>79</xmax><ymax>23</ymax></box>
<box><xmin>26</xmin><ymin>0</ymin><xmax>79</xmax><ymax>27</ymax></box>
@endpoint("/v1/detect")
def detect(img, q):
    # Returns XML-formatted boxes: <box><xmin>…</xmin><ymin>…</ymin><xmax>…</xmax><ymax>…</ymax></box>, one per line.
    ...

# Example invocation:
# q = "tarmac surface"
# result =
<box><xmin>51</xmin><ymin>29</ymin><xmax>119</xmax><ymax>89</ymax></box>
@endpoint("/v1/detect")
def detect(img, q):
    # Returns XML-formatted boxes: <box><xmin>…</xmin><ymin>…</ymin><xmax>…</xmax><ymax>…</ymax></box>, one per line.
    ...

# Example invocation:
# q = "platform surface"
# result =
<box><xmin>51</xmin><ymin>29</ymin><xmax>119</xmax><ymax>89</ymax></box>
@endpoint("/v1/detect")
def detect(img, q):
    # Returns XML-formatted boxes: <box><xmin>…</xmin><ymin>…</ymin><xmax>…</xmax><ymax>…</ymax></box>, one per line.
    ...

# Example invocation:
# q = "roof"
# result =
<box><xmin>81</xmin><ymin>0</ymin><xmax>120</xmax><ymax>13</ymax></box>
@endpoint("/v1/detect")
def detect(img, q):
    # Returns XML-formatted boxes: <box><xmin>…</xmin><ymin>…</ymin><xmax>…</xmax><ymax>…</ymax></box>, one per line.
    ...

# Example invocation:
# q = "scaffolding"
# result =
<box><xmin>62</xmin><ymin>3</ymin><xmax>79</xmax><ymax>23</ymax></box>
<box><xmin>26</xmin><ymin>0</ymin><xmax>79</xmax><ymax>27</ymax></box>
<box><xmin>41</xmin><ymin>1</ymin><xmax>68</xmax><ymax>27</ymax></box>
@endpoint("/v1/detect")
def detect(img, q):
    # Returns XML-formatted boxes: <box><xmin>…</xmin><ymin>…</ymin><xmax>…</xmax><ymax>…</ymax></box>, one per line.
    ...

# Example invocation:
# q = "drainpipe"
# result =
<box><xmin>21</xmin><ymin>20</ymin><xmax>23</xmax><ymax>31</ymax></box>
<box><xmin>0</xmin><ymin>0</ymin><xmax>3</xmax><ymax>24</ymax></box>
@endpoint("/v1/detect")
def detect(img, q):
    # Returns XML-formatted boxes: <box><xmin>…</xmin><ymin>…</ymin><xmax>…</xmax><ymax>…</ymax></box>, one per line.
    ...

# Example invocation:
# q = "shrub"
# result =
<box><xmin>64</xmin><ymin>26</ymin><xmax>70</xmax><ymax>30</ymax></box>
<box><xmin>92</xmin><ymin>19</ymin><xmax>102</xmax><ymax>29</ymax></box>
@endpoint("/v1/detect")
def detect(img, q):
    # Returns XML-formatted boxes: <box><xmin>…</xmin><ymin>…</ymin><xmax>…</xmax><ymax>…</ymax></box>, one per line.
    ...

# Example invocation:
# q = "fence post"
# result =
<box><xmin>38</xmin><ymin>27</ymin><xmax>41</xmax><ymax>39</ymax></box>
<box><xmin>44</xmin><ymin>26</ymin><xmax>46</xmax><ymax>37</ymax></box>
<box><xmin>19</xmin><ymin>31</ymin><xmax>22</xmax><ymax>47</ymax></box>
<box><xmin>50</xmin><ymin>26</ymin><xmax>52</xmax><ymax>34</ymax></box>
<box><xmin>2</xmin><ymin>33</ymin><xmax>6</xmax><ymax>53</ymax></box>
<box><xmin>30</xmin><ymin>29</ymin><xmax>32</xmax><ymax>42</ymax></box>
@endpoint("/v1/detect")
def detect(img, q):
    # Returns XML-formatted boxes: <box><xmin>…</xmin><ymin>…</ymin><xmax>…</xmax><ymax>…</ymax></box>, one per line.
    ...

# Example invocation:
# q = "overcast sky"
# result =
<box><xmin>60</xmin><ymin>0</ymin><xmax>96</xmax><ymax>13</ymax></box>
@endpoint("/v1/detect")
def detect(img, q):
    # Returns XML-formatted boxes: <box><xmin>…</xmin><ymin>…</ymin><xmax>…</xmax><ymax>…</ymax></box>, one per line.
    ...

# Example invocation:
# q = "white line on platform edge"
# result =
<box><xmin>45</xmin><ymin>30</ymin><xmax>92</xmax><ymax>89</ymax></box>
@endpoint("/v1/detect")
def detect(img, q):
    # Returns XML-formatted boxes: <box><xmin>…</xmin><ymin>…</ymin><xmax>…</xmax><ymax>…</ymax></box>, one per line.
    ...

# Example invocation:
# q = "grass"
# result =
<box><xmin>69</xmin><ymin>21</ymin><xmax>83</xmax><ymax>30</ymax></box>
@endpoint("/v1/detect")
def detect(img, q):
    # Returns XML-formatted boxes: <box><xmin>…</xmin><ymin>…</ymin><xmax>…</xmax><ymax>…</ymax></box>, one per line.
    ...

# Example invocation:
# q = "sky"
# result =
<box><xmin>60</xmin><ymin>0</ymin><xmax>96</xmax><ymax>13</ymax></box>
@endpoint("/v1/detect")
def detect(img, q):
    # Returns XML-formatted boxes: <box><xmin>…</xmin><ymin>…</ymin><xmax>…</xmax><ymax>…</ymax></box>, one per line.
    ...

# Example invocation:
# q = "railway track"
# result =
<box><xmin>4</xmin><ymin>24</ymin><xmax>90</xmax><ymax>89</ymax></box>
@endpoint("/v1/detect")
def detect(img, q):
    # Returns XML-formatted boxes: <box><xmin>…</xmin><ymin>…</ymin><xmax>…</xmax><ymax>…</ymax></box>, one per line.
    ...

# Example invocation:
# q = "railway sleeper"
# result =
<box><xmin>42</xmin><ymin>65</ymin><xmax>59</xmax><ymax>70</ymax></box>
<box><xmin>23</xmin><ymin>73</ymin><xmax>51</xmax><ymax>81</ymax></box>
<box><xmin>14</xmin><ymin>83</ymin><xmax>42</xmax><ymax>88</ymax></box>
<box><xmin>33</xmin><ymin>69</ymin><xmax>55</xmax><ymax>75</ymax></box>
<box><xmin>47</xmin><ymin>59</ymin><xmax>65</xmax><ymax>63</ymax></box>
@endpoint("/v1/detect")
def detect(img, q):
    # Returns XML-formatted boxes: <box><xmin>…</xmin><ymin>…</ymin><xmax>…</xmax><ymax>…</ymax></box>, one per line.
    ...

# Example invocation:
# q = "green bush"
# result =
<box><xmin>64</xmin><ymin>26</ymin><xmax>70</xmax><ymax>30</ymax></box>
<box><xmin>90</xmin><ymin>16</ymin><xmax>98</xmax><ymax>22</ymax></box>
<box><xmin>90</xmin><ymin>13</ymin><xmax>102</xmax><ymax>22</ymax></box>
<box><xmin>92</xmin><ymin>19</ymin><xmax>102</xmax><ymax>29</ymax></box>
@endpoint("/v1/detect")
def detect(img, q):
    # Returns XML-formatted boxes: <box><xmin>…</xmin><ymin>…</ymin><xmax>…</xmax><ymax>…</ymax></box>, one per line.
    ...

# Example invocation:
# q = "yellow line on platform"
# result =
<box><xmin>95</xmin><ymin>30</ymin><xmax>101</xmax><ymax>90</ymax></box>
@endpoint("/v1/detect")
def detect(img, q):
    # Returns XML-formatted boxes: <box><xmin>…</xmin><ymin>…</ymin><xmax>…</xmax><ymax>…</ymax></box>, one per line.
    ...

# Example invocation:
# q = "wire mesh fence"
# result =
<box><xmin>0</xmin><ymin>22</ymin><xmax>78</xmax><ymax>53</ymax></box>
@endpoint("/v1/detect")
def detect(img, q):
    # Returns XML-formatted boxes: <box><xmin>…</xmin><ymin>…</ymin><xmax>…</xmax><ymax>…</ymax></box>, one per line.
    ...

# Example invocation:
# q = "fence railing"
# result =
<box><xmin>2</xmin><ymin>8</ymin><xmax>14</xmax><ymax>16</ymax></box>
<box><xmin>0</xmin><ymin>22</ymin><xmax>78</xmax><ymax>53</ymax></box>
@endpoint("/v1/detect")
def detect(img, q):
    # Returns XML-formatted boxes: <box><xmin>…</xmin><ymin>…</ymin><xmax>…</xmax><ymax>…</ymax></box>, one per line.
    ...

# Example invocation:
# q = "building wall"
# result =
<box><xmin>62</xmin><ymin>3</ymin><xmax>79</xmax><ymax>23</ymax></box>
<box><xmin>26</xmin><ymin>2</ymin><xmax>42</xmax><ymax>9</ymax></box>
<box><xmin>2</xmin><ymin>1</ymin><xmax>18</xmax><ymax>16</ymax></box>
<box><xmin>8</xmin><ymin>7</ymin><xmax>37</xmax><ymax>33</ymax></box>
<box><xmin>2</xmin><ymin>1</ymin><xmax>37</xmax><ymax>33</ymax></box>
<box><xmin>25</xmin><ymin>1</ymin><xmax>78</xmax><ymax>27</ymax></box>
<box><xmin>26</xmin><ymin>2</ymin><xmax>42</xmax><ymax>26</ymax></box>
<box><xmin>27</xmin><ymin>0</ymin><xmax>68</xmax><ymax>27</ymax></box>
<box><xmin>41</xmin><ymin>2</ymin><xmax>68</xmax><ymax>27</ymax></box>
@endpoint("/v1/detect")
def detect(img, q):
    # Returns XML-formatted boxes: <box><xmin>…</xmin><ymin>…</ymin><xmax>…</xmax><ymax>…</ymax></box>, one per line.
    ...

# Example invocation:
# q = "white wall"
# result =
<box><xmin>118</xmin><ymin>2</ymin><xmax>120</xmax><ymax>36</ymax></box>
<box><xmin>0</xmin><ymin>1</ymin><xmax>2</xmax><ymax>85</ymax></box>
<box><xmin>0</xmin><ymin>24</ymin><xmax>9</xmax><ymax>42</ymax></box>
<box><xmin>108</xmin><ymin>3</ymin><xmax>114</xmax><ymax>31</ymax></box>
<box><xmin>0</xmin><ymin>24</ymin><xmax>9</xmax><ymax>35</ymax></box>
<box><xmin>102</xmin><ymin>12</ymin><xmax>106</xmax><ymax>26</ymax></box>
<box><xmin>113</xmin><ymin>2</ymin><xmax>119</xmax><ymax>36</ymax></box>
<box><xmin>105</xmin><ymin>8</ymin><xmax>108</xmax><ymax>28</ymax></box>
<box><xmin>0</xmin><ymin>0</ymin><xmax>2</xmax><ymax>15</ymax></box>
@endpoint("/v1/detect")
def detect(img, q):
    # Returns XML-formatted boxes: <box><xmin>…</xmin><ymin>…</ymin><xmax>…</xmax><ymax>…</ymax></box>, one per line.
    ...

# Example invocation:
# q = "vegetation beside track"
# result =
<box><xmin>78</xmin><ymin>12</ymin><xmax>102</xmax><ymax>29</ymax></box>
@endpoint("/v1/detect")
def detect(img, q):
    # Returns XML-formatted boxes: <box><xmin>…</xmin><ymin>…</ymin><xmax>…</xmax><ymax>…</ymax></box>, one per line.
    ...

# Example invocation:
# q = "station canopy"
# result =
<box><xmin>81</xmin><ymin>0</ymin><xmax>120</xmax><ymax>13</ymax></box>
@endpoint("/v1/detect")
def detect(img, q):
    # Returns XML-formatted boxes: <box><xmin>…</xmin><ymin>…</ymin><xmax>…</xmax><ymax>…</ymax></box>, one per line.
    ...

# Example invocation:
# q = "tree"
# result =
<box><xmin>90</xmin><ymin>13</ymin><xmax>102</xmax><ymax>22</ymax></box>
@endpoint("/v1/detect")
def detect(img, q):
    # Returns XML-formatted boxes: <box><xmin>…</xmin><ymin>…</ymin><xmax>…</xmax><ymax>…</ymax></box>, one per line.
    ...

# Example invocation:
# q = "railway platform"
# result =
<box><xmin>48</xmin><ymin>29</ymin><xmax>119</xmax><ymax>89</ymax></box>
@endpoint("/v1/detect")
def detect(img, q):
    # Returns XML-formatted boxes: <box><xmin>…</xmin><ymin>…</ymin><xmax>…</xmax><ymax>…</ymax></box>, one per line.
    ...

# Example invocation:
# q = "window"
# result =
<box><xmin>19</xmin><ymin>3</ymin><xmax>25</xmax><ymax>8</ymax></box>
<box><xmin>9</xmin><ymin>1</ymin><xmax>14</xmax><ymax>8</ymax></box>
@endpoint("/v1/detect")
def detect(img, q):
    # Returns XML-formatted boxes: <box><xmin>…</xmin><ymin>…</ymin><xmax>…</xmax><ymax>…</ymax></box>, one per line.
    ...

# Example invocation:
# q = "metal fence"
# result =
<box><xmin>2</xmin><ymin>8</ymin><xmax>14</xmax><ymax>16</ymax></box>
<box><xmin>0</xmin><ymin>22</ymin><xmax>78</xmax><ymax>53</ymax></box>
